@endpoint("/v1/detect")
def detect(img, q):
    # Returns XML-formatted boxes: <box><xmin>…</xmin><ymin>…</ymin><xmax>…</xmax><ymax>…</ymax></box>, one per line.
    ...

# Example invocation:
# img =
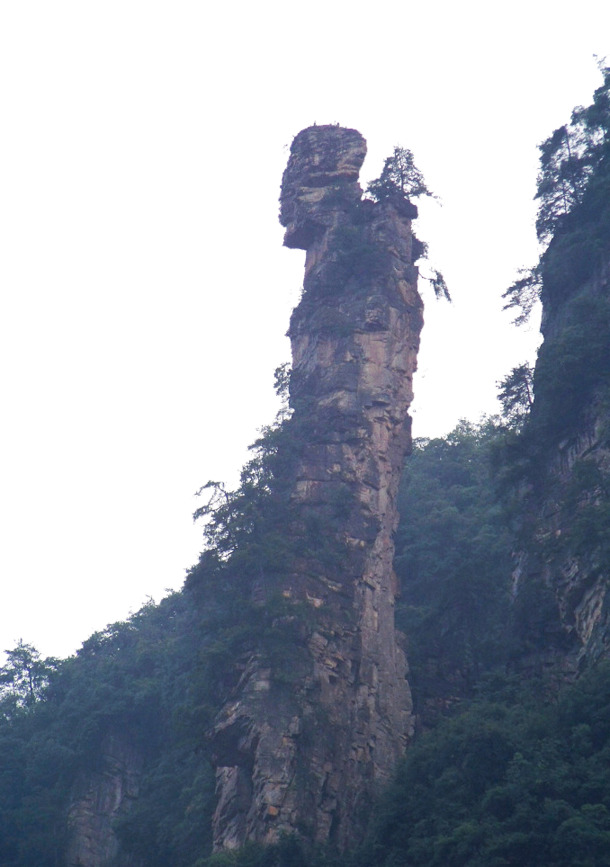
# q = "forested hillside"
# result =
<box><xmin>1</xmin><ymin>68</ymin><xmax>610</xmax><ymax>867</ymax></box>
<box><xmin>3</xmin><ymin>412</ymin><xmax>610</xmax><ymax>867</ymax></box>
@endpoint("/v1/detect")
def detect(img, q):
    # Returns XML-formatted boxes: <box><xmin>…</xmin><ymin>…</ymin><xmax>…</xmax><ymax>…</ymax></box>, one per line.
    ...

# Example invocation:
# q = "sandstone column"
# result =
<box><xmin>210</xmin><ymin>125</ymin><xmax>423</xmax><ymax>850</ymax></box>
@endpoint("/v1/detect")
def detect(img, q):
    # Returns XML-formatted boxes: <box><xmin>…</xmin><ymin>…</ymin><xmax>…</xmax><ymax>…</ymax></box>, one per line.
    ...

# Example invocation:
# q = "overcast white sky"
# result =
<box><xmin>1</xmin><ymin>1</ymin><xmax>608</xmax><ymax>660</ymax></box>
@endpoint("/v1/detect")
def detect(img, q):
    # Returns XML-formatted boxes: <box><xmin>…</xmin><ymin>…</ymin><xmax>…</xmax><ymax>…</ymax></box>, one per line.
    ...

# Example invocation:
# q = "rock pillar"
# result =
<box><xmin>211</xmin><ymin>125</ymin><xmax>423</xmax><ymax>850</ymax></box>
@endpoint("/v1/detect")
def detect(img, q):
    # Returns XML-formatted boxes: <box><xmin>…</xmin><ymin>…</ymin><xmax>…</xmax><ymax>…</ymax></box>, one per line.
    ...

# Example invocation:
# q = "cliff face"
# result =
<box><xmin>515</xmin><ymin>254</ymin><xmax>610</xmax><ymax>673</ymax></box>
<box><xmin>210</xmin><ymin>126</ymin><xmax>423</xmax><ymax>850</ymax></box>
<box><xmin>65</xmin><ymin>732</ymin><xmax>142</xmax><ymax>867</ymax></box>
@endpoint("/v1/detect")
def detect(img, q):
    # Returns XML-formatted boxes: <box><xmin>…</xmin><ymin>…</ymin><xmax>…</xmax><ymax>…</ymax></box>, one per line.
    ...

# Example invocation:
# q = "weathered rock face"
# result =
<box><xmin>515</xmin><ymin>255</ymin><xmax>610</xmax><ymax>674</ymax></box>
<box><xmin>541</xmin><ymin>421</ymin><xmax>610</xmax><ymax>668</ymax></box>
<box><xmin>210</xmin><ymin>126</ymin><xmax>423</xmax><ymax>850</ymax></box>
<box><xmin>65</xmin><ymin>733</ymin><xmax>143</xmax><ymax>867</ymax></box>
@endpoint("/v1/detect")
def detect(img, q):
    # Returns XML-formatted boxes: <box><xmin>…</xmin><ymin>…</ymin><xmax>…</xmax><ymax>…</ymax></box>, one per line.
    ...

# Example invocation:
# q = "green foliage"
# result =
<box><xmin>366</xmin><ymin>146</ymin><xmax>434</xmax><ymax>202</ymax></box>
<box><xmin>427</xmin><ymin>267</ymin><xmax>451</xmax><ymax>301</ymax></box>
<box><xmin>274</xmin><ymin>361</ymin><xmax>292</xmax><ymax>407</ymax></box>
<box><xmin>505</xmin><ymin>63</ymin><xmax>610</xmax><ymax>323</ymax></box>
<box><xmin>395</xmin><ymin>421</ymin><xmax>514</xmax><ymax>709</ymax></box>
<box><xmin>0</xmin><ymin>400</ymin><xmax>607</xmax><ymax>867</ymax></box>
<box><xmin>1</xmin><ymin>57</ymin><xmax>609</xmax><ymax>860</ymax></box>
<box><xmin>192</xmin><ymin>414</ymin><xmax>299</xmax><ymax>568</ymax></box>
<box><xmin>532</xmin><ymin>291</ymin><xmax>610</xmax><ymax>444</ymax></box>
<box><xmin>0</xmin><ymin>640</ymin><xmax>58</xmax><ymax>715</ymax></box>
<box><xmin>113</xmin><ymin>755</ymin><xmax>215</xmax><ymax>866</ymax></box>
<box><xmin>535</xmin><ymin>62</ymin><xmax>610</xmax><ymax>245</ymax></box>
<box><xmin>493</xmin><ymin>286</ymin><xmax>610</xmax><ymax>498</ymax></box>
<box><xmin>366</xmin><ymin>145</ymin><xmax>449</xmax><ymax>302</ymax></box>
<box><xmin>356</xmin><ymin>663</ymin><xmax>610</xmax><ymax>867</ymax></box>
<box><xmin>199</xmin><ymin>834</ymin><xmax>346</xmax><ymax>867</ymax></box>
<box><xmin>496</xmin><ymin>363</ymin><xmax>534</xmax><ymax>430</ymax></box>
<box><xmin>537</xmin><ymin>456</ymin><xmax>610</xmax><ymax>581</ymax></box>
<box><xmin>502</xmin><ymin>266</ymin><xmax>542</xmax><ymax>325</ymax></box>
<box><xmin>535</xmin><ymin>123</ymin><xmax>595</xmax><ymax>244</ymax></box>
<box><xmin>0</xmin><ymin>593</ymin><xmax>219</xmax><ymax>867</ymax></box>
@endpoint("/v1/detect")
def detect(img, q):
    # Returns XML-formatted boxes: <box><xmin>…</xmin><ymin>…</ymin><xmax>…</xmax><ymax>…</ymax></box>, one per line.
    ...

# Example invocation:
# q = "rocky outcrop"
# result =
<box><xmin>210</xmin><ymin>126</ymin><xmax>423</xmax><ymax>850</ymax></box>
<box><xmin>65</xmin><ymin>733</ymin><xmax>143</xmax><ymax>867</ymax></box>
<box><xmin>514</xmin><ymin>254</ymin><xmax>610</xmax><ymax>673</ymax></box>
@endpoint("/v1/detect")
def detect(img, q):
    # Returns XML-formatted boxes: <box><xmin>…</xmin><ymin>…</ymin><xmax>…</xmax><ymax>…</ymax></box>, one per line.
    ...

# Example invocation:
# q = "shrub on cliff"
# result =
<box><xmin>504</xmin><ymin>62</ymin><xmax>610</xmax><ymax>321</ymax></box>
<box><xmin>366</xmin><ymin>147</ymin><xmax>450</xmax><ymax>300</ymax></box>
<box><xmin>366</xmin><ymin>146</ymin><xmax>435</xmax><ymax>202</ymax></box>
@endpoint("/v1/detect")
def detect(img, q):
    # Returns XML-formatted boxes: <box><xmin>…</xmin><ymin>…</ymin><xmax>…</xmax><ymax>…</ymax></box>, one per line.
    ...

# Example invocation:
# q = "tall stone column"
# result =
<box><xmin>210</xmin><ymin>125</ymin><xmax>423</xmax><ymax>851</ymax></box>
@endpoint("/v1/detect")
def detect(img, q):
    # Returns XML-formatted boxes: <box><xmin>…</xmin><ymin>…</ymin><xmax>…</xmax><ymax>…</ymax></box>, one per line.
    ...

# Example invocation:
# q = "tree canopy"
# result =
<box><xmin>366</xmin><ymin>146</ymin><xmax>450</xmax><ymax>301</ymax></box>
<box><xmin>504</xmin><ymin>63</ymin><xmax>610</xmax><ymax>322</ymax></box>
<box><xmin>366</xmin><ymin>146</ymin><xmax>435</xmax><ymax>202</ymax></box>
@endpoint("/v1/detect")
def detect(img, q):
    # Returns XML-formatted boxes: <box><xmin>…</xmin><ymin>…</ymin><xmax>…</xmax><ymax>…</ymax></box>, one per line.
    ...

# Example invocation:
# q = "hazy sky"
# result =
<box><xmin>1</xmin><ymin>1</ymin><xmax>608</xmax><ymax>660</ymax></box>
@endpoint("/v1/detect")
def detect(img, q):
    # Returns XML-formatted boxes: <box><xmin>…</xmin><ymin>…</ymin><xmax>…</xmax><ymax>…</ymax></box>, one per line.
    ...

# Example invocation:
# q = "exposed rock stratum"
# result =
<box><xmin>210</xmin><ymin>125</ymin><xmax>424</xmax><ymax>851</ymax></box>
<box><xmin>514</xmin><ymin>253</ymin><xmax>610</xmax><ymax>675</ymax></box>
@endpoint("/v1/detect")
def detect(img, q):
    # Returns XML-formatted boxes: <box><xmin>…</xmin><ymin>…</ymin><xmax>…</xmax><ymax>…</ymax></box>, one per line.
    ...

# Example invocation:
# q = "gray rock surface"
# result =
<box><xmin>210</xmin><ymin>125</ymin><xmax>423</xmax><ymax>851</ymax></box>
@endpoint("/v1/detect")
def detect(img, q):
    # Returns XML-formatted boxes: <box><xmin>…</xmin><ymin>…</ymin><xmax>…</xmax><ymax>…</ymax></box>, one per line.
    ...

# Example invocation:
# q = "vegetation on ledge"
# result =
<box><xmin>1</xmin><ymin>70</ymin><xmax>610</xmax><ymax>867</ymax></box>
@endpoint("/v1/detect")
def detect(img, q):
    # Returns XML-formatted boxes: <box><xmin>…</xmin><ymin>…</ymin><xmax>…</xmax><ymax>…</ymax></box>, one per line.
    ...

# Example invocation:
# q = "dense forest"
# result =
<box><xmin>1</xmin><ymin>68</ymin><xmax>610</xmax><ymax>866</ymax></box>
